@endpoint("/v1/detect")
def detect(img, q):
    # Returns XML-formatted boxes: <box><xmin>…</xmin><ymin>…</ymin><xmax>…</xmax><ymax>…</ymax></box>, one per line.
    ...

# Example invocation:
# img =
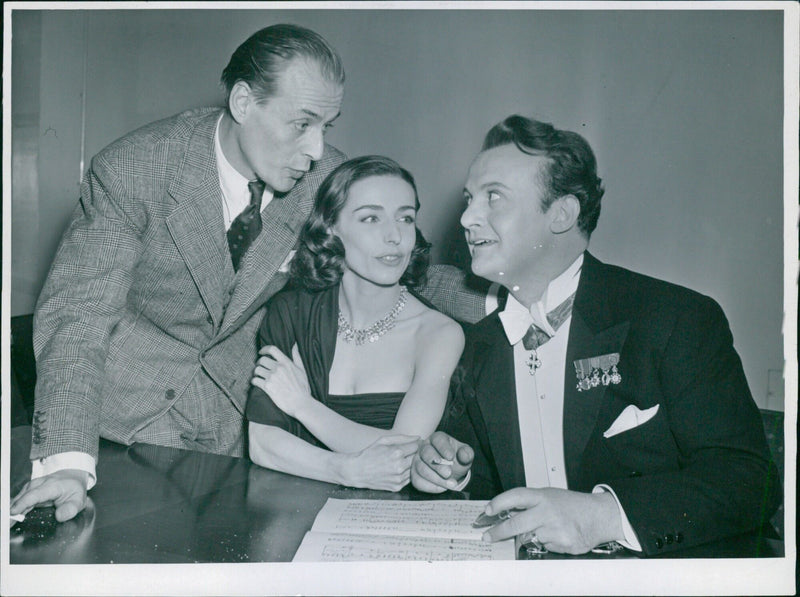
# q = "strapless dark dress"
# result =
<box><xmin>326</xmin><ymin>392</ymin><xmax>405</xmax><ymax>430</ymax></box>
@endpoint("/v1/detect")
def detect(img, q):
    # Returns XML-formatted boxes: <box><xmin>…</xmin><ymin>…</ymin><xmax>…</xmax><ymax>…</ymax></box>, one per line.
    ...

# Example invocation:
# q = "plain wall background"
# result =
<box><xmin>9</xmin><ymin>8</ymin><xmax>785</xmax><ymax>409</ymax></box>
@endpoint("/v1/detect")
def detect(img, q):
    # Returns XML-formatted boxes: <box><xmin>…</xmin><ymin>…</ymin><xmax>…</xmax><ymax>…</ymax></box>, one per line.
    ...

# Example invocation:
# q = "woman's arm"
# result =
<box><xmin>248</xmin><ymin>422</ymin><xmax>419</xmax><ymax>492</ymax></box>
<box><xmin>255</xmin><ymin>317</ymin><xmax>464</xmax><ymax>453</ymax></box>
<box><xmin>389</xmin><ymin>318</ymin><xmax>465</xmax><ymax>439</ymax></box>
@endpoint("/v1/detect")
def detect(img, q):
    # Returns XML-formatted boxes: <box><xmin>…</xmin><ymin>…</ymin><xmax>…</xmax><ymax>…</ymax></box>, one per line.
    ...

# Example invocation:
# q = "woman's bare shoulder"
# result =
<box><xmin>405</xmin><ymin>295</ymin><xmax>464</xmax><ymax>347</ymax></box>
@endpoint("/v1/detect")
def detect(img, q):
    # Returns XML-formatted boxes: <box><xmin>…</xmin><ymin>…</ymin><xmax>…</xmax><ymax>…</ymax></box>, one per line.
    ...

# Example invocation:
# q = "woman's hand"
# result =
<box><xmin>339</xmin><ymin>435</ymin><xmax>421</xmax><ymax>492</ymax></box>
<box><xmin>251</xmin><ymin>344</ymin><xmax>313</xmax><ymax>418</ymax></box>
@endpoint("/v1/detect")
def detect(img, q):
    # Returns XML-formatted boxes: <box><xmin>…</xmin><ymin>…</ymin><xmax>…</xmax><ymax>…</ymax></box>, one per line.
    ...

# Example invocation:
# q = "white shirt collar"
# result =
<box><xmin>498</xmin><ymin>254</ymin><xmax>584</xmax><ymax>346</ymax></box>
<box><xmin>214</xmin><ymin>114</ymin><xmax>273</xmax><ymax>227</ymax></box>
<box><xmin>215</xmin><ymin>115</ymin><xmax>249</xmax><ymax>195</ymax></box>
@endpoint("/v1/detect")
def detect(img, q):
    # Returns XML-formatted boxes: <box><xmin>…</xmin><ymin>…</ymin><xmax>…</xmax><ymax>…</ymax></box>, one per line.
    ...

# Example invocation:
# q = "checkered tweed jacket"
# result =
<box><xmin>31</xmin><ymin>108</ymin><xmax>346</xmax><ymax>459</ymax></box>
<box><xmin>31</xmin><ymin>107</ymin><xmax>488</xmax><ymax>461</ymax></box>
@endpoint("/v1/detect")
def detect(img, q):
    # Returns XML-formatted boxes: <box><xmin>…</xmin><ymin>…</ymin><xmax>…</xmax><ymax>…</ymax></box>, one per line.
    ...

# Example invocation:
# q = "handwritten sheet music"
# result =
<box><xmin>292</xmin><ymin>499</ymin><xmax>515</xmax><ymax>561</ymax></box>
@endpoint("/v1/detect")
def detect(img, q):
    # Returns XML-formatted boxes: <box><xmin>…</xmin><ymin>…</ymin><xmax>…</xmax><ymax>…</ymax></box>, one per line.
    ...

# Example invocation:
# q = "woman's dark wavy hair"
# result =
<box><xmin>291</xmin><ymin>155</ymin><xmax>432</xmax><ymax>291</ymax></box>
<box><xmin>482</xmin><ymin>115</ymin><xmax>604</xmax><ymax>237</ymax></box>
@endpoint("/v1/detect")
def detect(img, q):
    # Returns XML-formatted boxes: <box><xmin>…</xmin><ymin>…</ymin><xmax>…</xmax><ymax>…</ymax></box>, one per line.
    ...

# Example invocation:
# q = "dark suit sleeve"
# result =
<box><xmin>440</xmin><ymin>354</ymin><xmax>504</xmax><ymax>500</ymax></box>
<box><xmin>606</xmin><ymin>296</ymin><xmax>781</xmax><ymax>555</ymax></box>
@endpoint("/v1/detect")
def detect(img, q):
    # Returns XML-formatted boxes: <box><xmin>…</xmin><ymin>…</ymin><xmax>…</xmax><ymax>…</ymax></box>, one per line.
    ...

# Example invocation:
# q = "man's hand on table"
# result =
<box><xmin>480</xmin><ymin>487</ymin><xmax>624</xmax><ymax>554</ymax></box>
<box><xmin>411</xmin><ymin>431</ymin><xmax>474</xmax><ymax>493</ymax></box>
<box><xmin>10</xmin><ymin>469</ymin><xmax>89</xmax><ymax>526</ymax></box>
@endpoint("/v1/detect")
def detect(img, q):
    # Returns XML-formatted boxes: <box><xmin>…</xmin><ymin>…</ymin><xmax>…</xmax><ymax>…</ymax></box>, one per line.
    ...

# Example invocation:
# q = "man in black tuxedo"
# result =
<box><xmin>411</xmin><ymin>115</ymin><xmax>781</xmax><ymax>556</ymax></box>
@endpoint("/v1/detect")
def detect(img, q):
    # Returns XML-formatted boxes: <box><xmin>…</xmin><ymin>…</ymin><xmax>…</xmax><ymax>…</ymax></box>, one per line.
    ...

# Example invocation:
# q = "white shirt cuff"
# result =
<box><xmin>593</xmin><ymin>484</ymin><xmax>642</xmax><ymax>552</ymax></box>
<box><xmin>452</xmin><ymin>469</ymin><xmax>471</xmax><ymax>492</ymax></box>
<box><xmin>32</xmin><ymin>452</ymin><xmax>97</xmax><ymax>490</ymax></box>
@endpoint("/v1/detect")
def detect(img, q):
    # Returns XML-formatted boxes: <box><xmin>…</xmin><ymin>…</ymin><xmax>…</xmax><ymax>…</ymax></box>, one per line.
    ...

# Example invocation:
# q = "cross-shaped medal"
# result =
<box><xmin>526</xmin><ymin>350</ymin><xmax>542</xmax><ymax>374</ymax></box>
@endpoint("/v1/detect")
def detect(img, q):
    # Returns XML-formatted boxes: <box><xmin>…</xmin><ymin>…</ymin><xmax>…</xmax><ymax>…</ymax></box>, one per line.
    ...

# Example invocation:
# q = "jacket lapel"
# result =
<box><xmin>562</xmin><ymin>252</ymin><xmax>630</xmax><ymax>485</ymax></box>
<box><xmin>165</xmin><ymin>110</ymin><xmax>231</xmax><ymax>327</ymax></box>
<box><xmin>471</xmin><ymin>318</ymin><xmax>527</xmax><ymax>490</ymax></box>
<box><xmin>219</xmin><ymin>173</ymin><xmax>314</xmax><ymax>337</ymax></box>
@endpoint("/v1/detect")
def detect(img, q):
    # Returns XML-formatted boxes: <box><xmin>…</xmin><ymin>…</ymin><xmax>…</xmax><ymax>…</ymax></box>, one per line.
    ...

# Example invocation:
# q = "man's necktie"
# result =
<box><xmin>522</xmin><ymin>292</ymin><xmax>576</xmax><ymax>372</ymax></box>
<box><xmin>227</xmin><ymin>179</ymin><xmax>265</xmax><ymax>271</ymax></box>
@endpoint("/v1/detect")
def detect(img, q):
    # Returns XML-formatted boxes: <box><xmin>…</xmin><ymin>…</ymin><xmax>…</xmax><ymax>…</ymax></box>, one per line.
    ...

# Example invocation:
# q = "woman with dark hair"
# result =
<box><xmin>246</xmin><ymin>156</ymin><xmax>464</xmax><ymax>491</ymax></box>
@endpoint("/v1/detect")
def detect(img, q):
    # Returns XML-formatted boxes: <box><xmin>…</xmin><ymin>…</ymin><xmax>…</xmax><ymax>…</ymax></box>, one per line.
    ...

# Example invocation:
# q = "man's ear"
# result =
<box><xmin>228</xmin><ymin>81</ymin><xmax>253</xmax><ymax>124</ymax></box>
<box><xmin>549</xmin><ymin>195</ymin><xmax>581</xmax><ymax>234</ymax></box>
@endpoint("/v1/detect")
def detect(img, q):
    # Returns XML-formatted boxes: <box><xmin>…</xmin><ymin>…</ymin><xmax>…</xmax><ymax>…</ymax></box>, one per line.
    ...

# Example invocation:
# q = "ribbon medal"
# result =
<box><xmin>574</xmin><ymin>353</ymin><xmax>621</xmax><ymax>392</ymax></box>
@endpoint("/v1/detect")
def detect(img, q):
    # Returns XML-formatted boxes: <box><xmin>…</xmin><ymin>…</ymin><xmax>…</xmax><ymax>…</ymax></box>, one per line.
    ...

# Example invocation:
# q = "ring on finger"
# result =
<box><xmin>519</xmin><ymin>531</ymin><xmax>548</xmax><ymax>555</ymax></box>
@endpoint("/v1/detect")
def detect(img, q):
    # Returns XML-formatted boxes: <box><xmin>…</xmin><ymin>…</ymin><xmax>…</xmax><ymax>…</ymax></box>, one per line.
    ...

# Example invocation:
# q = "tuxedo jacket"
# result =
<box><xmin>31</xmin><ymin>108</ymin><xmax>346</xmax><ymax>459</ymax></box>
<box><xmin>443</xmin><ymin>252</ymin><xmax>781</xmax><ymax>556</ymax></box>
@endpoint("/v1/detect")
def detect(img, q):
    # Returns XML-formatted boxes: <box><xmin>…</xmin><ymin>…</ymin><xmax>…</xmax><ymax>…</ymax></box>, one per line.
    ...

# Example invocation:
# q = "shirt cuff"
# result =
<box><xmin>592</xmin><ymin>484</ymin><xmax>642</xmax><ymax>552</ymax></box>
<box><xmin>452</xmin><ymin>469</ymin><xmax>471</xmax><ymax>492</ymax></box>
<box><xmin>32</xmin><ymin>452</ymin><xmax>97</xmax><ymax>491</ymax></box>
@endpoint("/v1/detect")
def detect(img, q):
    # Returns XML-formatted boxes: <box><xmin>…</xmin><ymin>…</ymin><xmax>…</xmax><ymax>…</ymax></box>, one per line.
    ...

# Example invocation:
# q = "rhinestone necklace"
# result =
<box><xmin>337</xmin><ymin>286</ymin><xmax>408</xmax><ymax>345</ymax></box>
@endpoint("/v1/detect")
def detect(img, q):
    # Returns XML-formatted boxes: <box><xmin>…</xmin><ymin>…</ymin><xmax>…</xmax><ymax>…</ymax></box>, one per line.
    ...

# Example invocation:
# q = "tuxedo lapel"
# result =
<box><xmin>472</xmin><ymin>319</ymin><xmax>527</xmax><ymax>490</ymax></box>
<box><xmin>562</xmin><ymin>253</ymin><xmax>630</xmax><ymax>485</ymax></box>
<box><xmin>165</xmin><ymin>110</ymin><xmax>230</xmax><ymax>327</ymax></box>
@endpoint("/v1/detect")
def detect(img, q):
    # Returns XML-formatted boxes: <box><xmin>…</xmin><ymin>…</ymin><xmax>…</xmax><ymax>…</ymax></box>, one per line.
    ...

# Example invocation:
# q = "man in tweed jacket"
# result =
<box><xmin>13</xmin><ymin>23</ymin><xmax>486</xmax><ymax>525</ymax></box>
<box><xmin>12</xmin><ymin>24</ymin><xmax>482</xmax><ymax>525</ymax></box>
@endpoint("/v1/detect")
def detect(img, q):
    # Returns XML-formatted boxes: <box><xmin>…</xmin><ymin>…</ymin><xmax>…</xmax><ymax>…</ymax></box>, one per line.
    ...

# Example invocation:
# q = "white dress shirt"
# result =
<box><xmin>31</xmin><ymin>113</ymin><xmax>273</xmax><ymax>489</ymax></box>
<box><xmin>499</xmin><ymin>255</ymin><xmax>582</xmax><ymax>489</ymax></box>
<box><xmin>214</xmin><ymin>113</ymin><xmax>273</xmax><ymax>226</ymax></box>
<box><xmin>497</xmin><ymin>254</ymin><xmax>642</xmax><ymax>551</ymax></box>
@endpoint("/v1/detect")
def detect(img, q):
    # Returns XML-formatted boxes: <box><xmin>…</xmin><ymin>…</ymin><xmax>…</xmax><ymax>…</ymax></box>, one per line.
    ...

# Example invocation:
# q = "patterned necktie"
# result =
<box><xmin>522</xmin><ymin>292</ymin><xmax>577</xmax><ymax>350</ymax></box>
<box><xmin>227</xmin><ymin>179</ymin><xmax>265</xmax><ymax>271</ymax></box>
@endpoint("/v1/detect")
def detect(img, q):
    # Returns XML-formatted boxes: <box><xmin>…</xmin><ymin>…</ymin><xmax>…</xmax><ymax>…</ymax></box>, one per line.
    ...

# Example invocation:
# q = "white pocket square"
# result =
<box><xmin>278</xmin><ymin>250</ymin><xmax>296</xmax><ymax>273</ymax></box>
<box><xmin>603</xmin><ymin>404</ymin><xmax>660</xmax><ymax>438</ymax></box>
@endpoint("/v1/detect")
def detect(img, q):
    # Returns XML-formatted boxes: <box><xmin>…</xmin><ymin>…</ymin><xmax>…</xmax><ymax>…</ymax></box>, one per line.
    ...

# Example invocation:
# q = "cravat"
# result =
<box><xmin>227</xmin><ymin>179</ymin><xmax>265</xmax><ymax>271</ymax></box>
<box><xmin>522</xmin><ymin>292</ymin><xmax>576</xmax><ymax>351</ymax></box>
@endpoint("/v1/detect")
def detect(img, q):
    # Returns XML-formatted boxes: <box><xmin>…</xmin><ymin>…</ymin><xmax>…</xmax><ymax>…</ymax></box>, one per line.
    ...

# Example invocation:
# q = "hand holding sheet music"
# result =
<box><xmin>293</xmin><ymin>498</ymin><xmax>516</xmax><ymax>561</ymax></box>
